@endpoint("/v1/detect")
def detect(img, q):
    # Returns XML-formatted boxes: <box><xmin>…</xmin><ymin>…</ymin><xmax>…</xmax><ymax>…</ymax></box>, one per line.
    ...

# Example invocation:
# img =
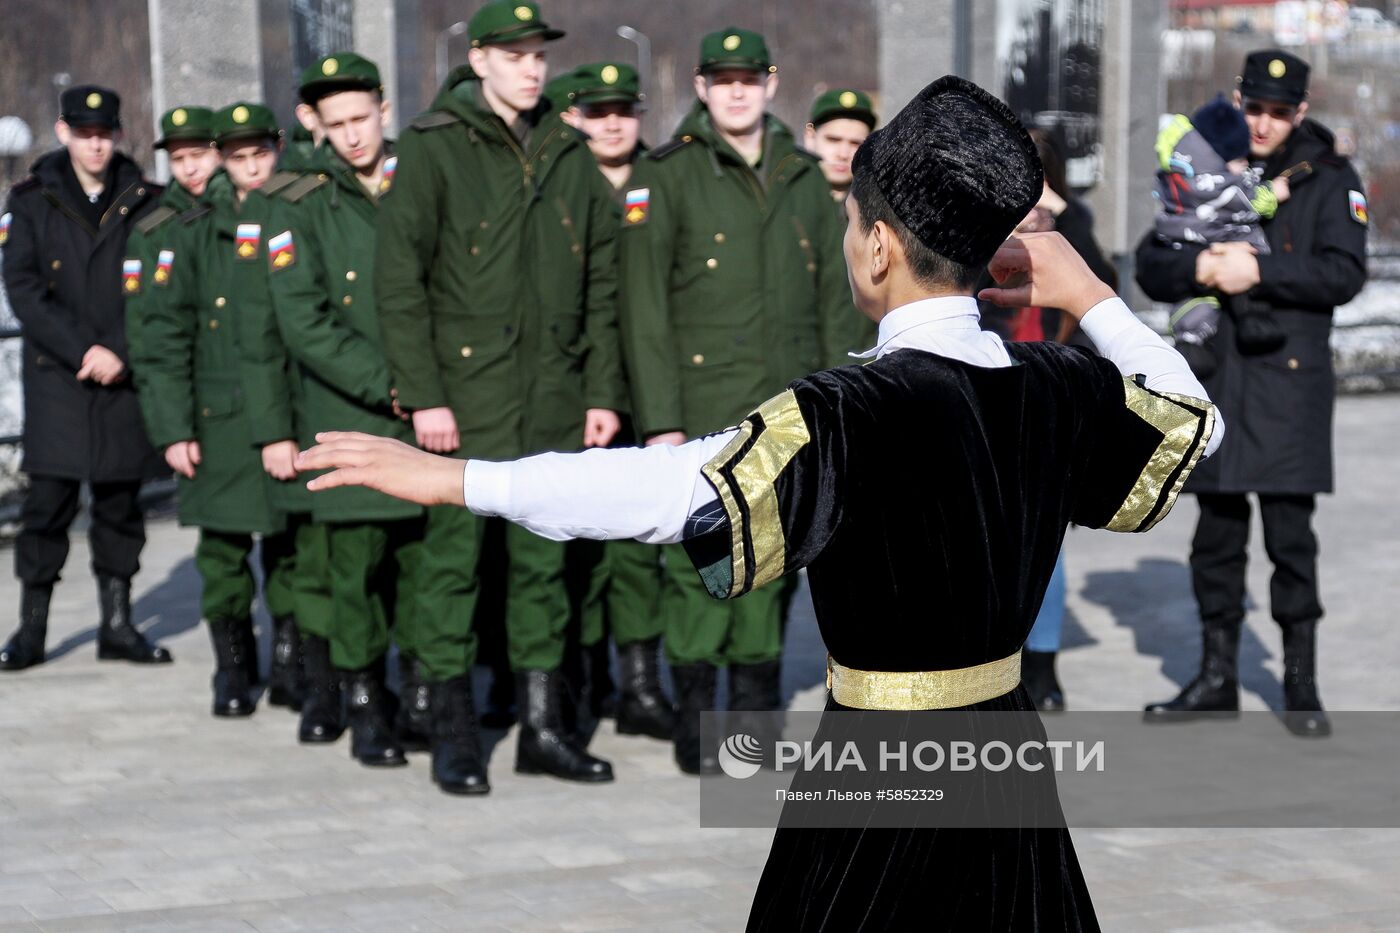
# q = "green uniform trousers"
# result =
<box><xmin>661</xmin><ymin>543</ymin><xmax>782</xmax><ymax>666</ymax></box>
<box><xmin>576</xmin><ymin>540</ymin><xmax>666</xmax><ymax>648</ymax></box>
<box><xmin>324</xmin><ymin>518</ymin><xmax>424</xmax><ymax>671</ymax></box>
<box><xmin>289</xmin><ymin>517</ymin><xmax>332</xmax><ymax>640</ymax></box>
<box><xmin>195</xmin><ymin>527</ymin><xmax>296</xmax><ymax>621</ymax></box>
<box><xmin>416</xmin><ymin>505</ymin><xmax>570</xmax><ymax>680</ymax></box>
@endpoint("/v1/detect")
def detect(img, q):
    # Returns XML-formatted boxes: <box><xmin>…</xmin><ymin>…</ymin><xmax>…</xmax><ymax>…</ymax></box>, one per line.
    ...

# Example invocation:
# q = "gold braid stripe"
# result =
<box><xmin>1108</xmin><ymin>380</ymin><xmax>1217</xmax><ymax>533</ymax></box>
<box><xmin>827</xmin><ymin>652</ymin><xmax>1022</xmax><ymax>710</ymax></box>
<box><xmin>701</xmin><ymin>421</ymin><xmax>754</xmax><ymax>598</ymax></box>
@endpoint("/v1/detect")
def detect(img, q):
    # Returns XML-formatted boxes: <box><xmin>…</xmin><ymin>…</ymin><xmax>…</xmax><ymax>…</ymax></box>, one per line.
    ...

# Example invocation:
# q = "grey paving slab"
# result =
<box><xmin>1</xmin><ymin>395</ymin><xmax>1399</xmax><ymax>930</ymax></box>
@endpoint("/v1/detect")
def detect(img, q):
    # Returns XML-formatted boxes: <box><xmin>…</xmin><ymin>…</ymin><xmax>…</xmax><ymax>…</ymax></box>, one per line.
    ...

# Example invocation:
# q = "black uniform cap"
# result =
<box><xmin>60</xmin><ymin>85</ymin><xmax>122</xmax><ymax>130</ymax></box>
<box><xmin>1237</xmin><ymin>49</ymin><xmax>1310</xmax><ymax>106</ymax></box>
<box><xmin>852</xmin><ymin>75</ymin><xmax>1042</xmax><ymax>268</ymax></box>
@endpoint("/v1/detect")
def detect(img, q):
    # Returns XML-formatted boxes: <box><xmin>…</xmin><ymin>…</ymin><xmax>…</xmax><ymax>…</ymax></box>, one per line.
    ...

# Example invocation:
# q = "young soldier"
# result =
<box><xmin>257</xmin><ymin>53</ymin><xmax>427</xmax><ymax>771</ymax></box>
<box><xmin>803</xmin><ymin>89</ymin><xmax>877</xmax><ymax>202</ymax></box>
<box><xmin>558</xmin><ymin>62</ymin><xmax>675</xmax><ymax>742</ymax></box>
<box><xmin>1</xmin><ymin>86</ymin><xmax>170</xmax><ymax>671</ymax></box>
<box><xmin>376</xmin><ymin>0</ymin><xmax>626</xmax><ymax>790</ymax></box>
<box><xmin>134</xmin><ymin>103</ymin><xmax>296</xmax><ymax>717</ymax></box>
<box><xmin>617</xmin><ymin>29</ymin><xmax>865</xmax><ymax>772</ymax></box>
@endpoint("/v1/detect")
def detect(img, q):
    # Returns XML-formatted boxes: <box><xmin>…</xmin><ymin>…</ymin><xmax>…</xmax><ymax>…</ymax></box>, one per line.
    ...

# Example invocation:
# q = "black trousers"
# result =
<box><xmin>1190</xmin><ymin>493</ymin><xmax>1322</xmax><ymax>630</ymax></box>
<box><xmin>14</xmin><ymin>476</ymin><xmax>145</xmax><ymax>586</ymax></box>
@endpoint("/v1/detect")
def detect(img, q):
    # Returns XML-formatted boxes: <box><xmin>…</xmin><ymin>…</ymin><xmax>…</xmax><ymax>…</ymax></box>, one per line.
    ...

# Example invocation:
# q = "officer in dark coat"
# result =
<box><xmin>0</xmin><ymin>86</ymin><xmax>172</xmax><ymax>670</ymax></box>
<box><xmin>1135</xmin><ymin>50</ymin><xmax>1367</xmax><ymax>736</ymax></box>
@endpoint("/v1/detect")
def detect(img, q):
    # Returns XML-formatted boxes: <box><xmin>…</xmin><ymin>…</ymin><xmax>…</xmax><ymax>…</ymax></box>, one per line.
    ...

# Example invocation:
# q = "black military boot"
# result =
<box><xmin>615</xmin><ymin>637</ymin><xmax>676</xmax><ymax>740</ymax></box>
<box><xmin>429</xmin><ymin>675</ymin><xmax>491</xmax><ymax>795</ymax></box>
<box><xmin>267</xmin><ymin>616</ymin><xmax>304</xmax><ymax>709</ymax></box>
<box><xmin>345</xmin><ymin>661</ymin><xmax>407</xmax><ymax>767</ymax></box>
<box><xmin>1281</xmin><ymin>619</ymin><xmax>1331</xmax><ymax>738</ymax></box>
<box><xmin>515</xmin><ymin>669</ymin><xmax>614</xmax><ymax>782</ymax></box>
<box><xmin>730</xmin><ymin>660</ymin><xmax>783</xmax><ymax>768</ymax></box>
<box><xmin>1144</xmin><ymin>620</ymin><xmax>1241</xmax><ymax>721</ymax></box>
<box><xmin>207</xmin><ymin>617</ymin><xmax>255</xmax><ymax>717</ymax></box>
<box><xmin>394</xmin><ymin>654</ymin><xmax>433</xmax><ymax>752</ymax></box>
<box><xmin>298</xmin><ymin>634</ymin><xmax>345</xmax><ymax>744</ymax></box>
<box><xmin>95</xmin><ymin>575</ymin><xmax>172</xmax><ymax>663</ymax></box>
<box><xmin>1022</xmin><ymin>648</ymin><xmax>1066</xmax><ymax>711</ymax></box>
<box><xmin>671</xmin><ymin>663</ymin><xmax>721</xmax><ymax>775</ymax></box>
<box><xmin>0</xmin><ymin>585</ymin><xmax>52</xmax><ymax>672</ymax></box>
<box><xmin>480</xmin><ymin>665</ymin><xmax>517</xmax><ymax>729</ymax></box>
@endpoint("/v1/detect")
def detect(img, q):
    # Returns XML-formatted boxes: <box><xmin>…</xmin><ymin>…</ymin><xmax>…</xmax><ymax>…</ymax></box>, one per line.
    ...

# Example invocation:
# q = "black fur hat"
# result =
<box><xmin>852</xmin><ymin>75</ymin><xmax>1042</xmax><ymax>267</ymax></box>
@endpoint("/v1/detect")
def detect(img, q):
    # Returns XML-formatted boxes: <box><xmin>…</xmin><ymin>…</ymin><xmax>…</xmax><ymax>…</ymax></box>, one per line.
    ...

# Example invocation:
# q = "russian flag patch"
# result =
<box><xmin>122</xmin><ymin>258</ymin><xmax>142</xmax><ymax>294</ymax></box>
<box><xmin>380</xmin><ymin>156</ymin><xmax>397</xmax><ymax>194</ymax></box>
<box><xmin>154</xmin><ymin>249</ymin><xmax>174</xmax><ymax>285</ymax></box>
<box><xmin>235</xmin><ymin>223</ymin><xmax>261</xmax><ymax>260</ymax></box>
<box><xmin>268</xmin><ymin>230</ymin><xmax>296</xmax><ymax>270</ymax></box>
<box><xmin>623</xmin><ymin>187</ymin><xmax>649</xmax><ymax>225</ymax></box>
<box><xmin>1349</xmin><ymin>189</ymin><xmax>1368</xmax><ymax>226</ymax></box>
<box><xmin>0</xmin><ymin>212</ymin><xmax>11</xmax><ymax>246</ymax></box>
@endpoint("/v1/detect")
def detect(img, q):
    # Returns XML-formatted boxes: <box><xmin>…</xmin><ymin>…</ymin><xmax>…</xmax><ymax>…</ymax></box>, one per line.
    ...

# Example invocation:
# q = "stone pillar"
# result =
<box><xmin>147</xmin><ymin>0</ymin><xmax>263</xmax><ymax>179</ymax></box>
<box><xmin>1084</xmin><ymin>0</ymin><xmax>1164</xmax><ymax>305</ymax></box>
<box><xmin>355</xmin><ymin>0</ymin><xmax>400</xmax><ymax>134</ymax></box>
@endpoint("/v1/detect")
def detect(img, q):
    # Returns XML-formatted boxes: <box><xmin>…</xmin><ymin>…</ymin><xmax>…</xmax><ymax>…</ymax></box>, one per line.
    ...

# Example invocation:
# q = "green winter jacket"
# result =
<box><xmin>618</xmin><ymin>103</ymin><xmax>868</xmax><ymax>438</ymax></box>
<box><xmin>375</xmin><ymin>66</ymin><xmax>626</xmax><ymax>459</ymax></box>
<box><xmin>258</xmin><ymin>153</ymin><xmax>421</xmax><ymax>523</ymax></box>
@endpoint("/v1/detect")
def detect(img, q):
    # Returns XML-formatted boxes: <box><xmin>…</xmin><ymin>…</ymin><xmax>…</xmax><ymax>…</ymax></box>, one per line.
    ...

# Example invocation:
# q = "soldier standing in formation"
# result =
<box><xmin>618</xmin><ymin>28</ymin><xmax>864</xmax><ymax>773</ymax></box>
<box><xmin>376</xmin><ymin>0</ymin><xmax>625</xmax><ymax>791</ymax></box>
<box><xmin>803</xmin><ymin>88</ymin><xmax>877</xmax><ymax>203</ymax></box>
<box><xmin>1</xmin><ymin>87</ymin><xmax>171</xmax><ymax>671</ymax></box>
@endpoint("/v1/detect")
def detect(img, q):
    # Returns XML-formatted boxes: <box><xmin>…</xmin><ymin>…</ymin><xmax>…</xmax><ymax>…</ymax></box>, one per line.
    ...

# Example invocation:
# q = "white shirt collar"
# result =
<box><xmin>849</xmin><ymin>295</ymin><xmax>983</xmax><ymax>360</ymax></box>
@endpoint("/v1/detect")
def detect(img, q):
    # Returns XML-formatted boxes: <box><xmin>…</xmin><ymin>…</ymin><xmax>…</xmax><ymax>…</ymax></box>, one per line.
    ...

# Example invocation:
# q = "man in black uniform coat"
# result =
<box><xmin>1136</xmin><ymin>50</ymin><xmax>1368</xmax><ymax>736</ymax></box>
<box><xmin>0</xmin><ymin>86</ymin><xmax>172</xmax><ymax>670</ymax></box>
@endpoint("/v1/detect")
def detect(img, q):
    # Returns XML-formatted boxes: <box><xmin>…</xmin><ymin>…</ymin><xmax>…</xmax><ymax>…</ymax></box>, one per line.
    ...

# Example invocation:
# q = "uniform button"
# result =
<box><xmin>692</xmin><ymin>354</ymin><xmax>705</xmax><ymax>365</ymax></box>
<box><xmin>799</xmin><ymin>238</ymin><xmax>810</xmax><ymax>248</ymax></box>
<box><xmin>470</xmin><ymin>246</ymin><xmax>480</xmax><ymax>256</ymax></box>
<box><xmin>682</xmin><ymin>135</ymin><xmax>693</xmax><ymax>142</ymax></box>
<box><xmin>209</xmin><ymin>319</ymin><xmax>219</xmax><ymax>330</ymax></box>
<box><xmin>119</xmin><ymin>206</ymin><xmax>129</xmax><ymax>215</ymax></box>
<box><xmin>1288</xmin><ymin>358</ymin><xmax>1299</xmax><ymax>370</ymax></box>
<box><xmin>1284</xmin><ymin>243</ymin><xmax>1293</xmax><ymax>252</ymax></box>
<box><xmin>714</xmin><ymin>232</ymin><xmax>725</xmax><ymax>243</ymax></box>
<box><xmin>202</xmin><ymin>407</ymin><xmax>211</xmax><ymax>417</ymax></box>
<box><xmin>706</xmin><ymin>258</ymin><xmax>718</xmax><ymax>270</ymax></box>
<box><xmin>50</xmin><ymin>260</ymin><xmax>60</xmax><ymax>270</ymax></box>
<box><xmin>137</xmin><ymin>187</ymin><xmax>145</xmax><ymax>196</ymax></box>
<box><xmin>479</xmin><ymin>220</ymin><xmax>489</xmax><ymax>229</ymax></box>
<box><xmin>342</xmin><ymin>295</ymin><xmax>353</xmax><ymax>306</ymax></box>
<box><xmin>807</xmin><ymin>262</ymin><xmax>817</xmax><ymax>273</ymax></box>
<box><xmin>215</xmin><ymin>296</ymin><xmax>226</xmax><ymax>308</ymax></box>
<box><xmin>561</xmin><ymin>217</ymin><xmax>572</xmax><ymax>227</ymax></box>
<box><xmin>571</xmin><ymin>243</ymin><xmax>581</xmax><ymax>254</ymax></box>
<box><xmin>460</xmin><ymin>346</ymin><xmax>473</xmax><ymax>358</ymax></box>
<box><xmin>345</xmin><ymin>270</ymin><xmax>357</xmax><ymax>282</ymax></box>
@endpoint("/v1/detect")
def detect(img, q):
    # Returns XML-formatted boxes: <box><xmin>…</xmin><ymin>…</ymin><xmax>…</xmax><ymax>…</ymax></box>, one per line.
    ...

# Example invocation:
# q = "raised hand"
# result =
<box><xmin>297</xmin><ymin>432</ymin><xmax>466</xmax><ymax>507</ymax></box>
<box><xmin>978</xmin><ymin>232</ymin><xmax>1117</xmax><ymax>319</ymax></box>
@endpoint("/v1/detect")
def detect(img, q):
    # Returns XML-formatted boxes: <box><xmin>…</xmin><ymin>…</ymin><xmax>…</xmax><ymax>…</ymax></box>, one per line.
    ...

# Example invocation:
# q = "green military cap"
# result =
<box><xmin>469</xmin><ymin>0</ymin><xmax>565</xmax><ymax>48</ymax></box>
<box><xmin>155</xmin><ymin>106</ymin><xmax>216</xmax><ymax>149</ymax></box>
<box><xmin>299</xmin><ymin>52</ymin><xmax>383</xmax><ymax>105</ymax></box>
<box><xmin>809</xmin><ymin>88</ymin><xmax>877</xmax><ymax>129</ymax></box>
<box><xmin>543</xmin><ymin>69</ymin><xmax>583</xmax><ymax>113</ymax></box>
<box><xmin>213</xmin><ymin>102</ymin><xmax>282</xmax><ymax>146</ymax></box>
<box><xmin>570</xmin><ymin>62</ymin><xmax>643</xmax><ymax>107</ymax></box>
<box><xmin>697</xmin><ymin>27</ymin><xmax>774</xmax><ymax>75</ymax></box>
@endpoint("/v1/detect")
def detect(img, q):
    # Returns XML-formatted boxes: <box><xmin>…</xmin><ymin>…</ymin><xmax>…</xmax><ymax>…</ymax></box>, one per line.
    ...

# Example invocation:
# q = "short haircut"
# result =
<box><xmin>850</xmin><ymin>170</ymin><xmax>983</xmax><ymax>290</ymax></box>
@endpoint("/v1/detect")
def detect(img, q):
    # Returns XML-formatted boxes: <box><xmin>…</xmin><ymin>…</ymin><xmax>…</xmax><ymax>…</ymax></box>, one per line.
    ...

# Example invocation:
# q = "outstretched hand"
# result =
<box><xmin>296</xmin><ymin>432</ymin><xmax>466</xmax><ymax>507</ymax></box>
<box><xmin>978</xmin><ymin>232</ymin><xmax>1117</xmax><ymax>319</ymax></box>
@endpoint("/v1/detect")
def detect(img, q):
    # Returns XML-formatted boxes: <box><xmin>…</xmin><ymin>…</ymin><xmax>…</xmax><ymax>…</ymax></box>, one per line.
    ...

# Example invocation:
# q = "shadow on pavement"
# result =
<box><xmin>45</xmin><ymin>555</ymin><xmax>202</xmax><ymax>662</ymax></box>
<box><xmin>1080</xmin><ymin>557</ymin><xmax>1284</xmax><ymax>711</ymax></box>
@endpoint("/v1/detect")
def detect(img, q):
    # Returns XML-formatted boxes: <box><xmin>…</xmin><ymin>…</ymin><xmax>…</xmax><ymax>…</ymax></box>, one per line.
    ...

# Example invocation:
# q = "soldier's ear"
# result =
<box><xmin>1231</xmin><ymin>89</ymin><xmax>1242</xmax><ymax>109</ymax></box>
<box><xmin>379</xmin><ymin>99</ymin><xmax>393</xmax><ymax>131</ymax></box>
<box><xmin>763</xmin><ymin>72</ymin><xmax>780</xmax><ymax>102</ymax></box>
<box><xmin>692</xmin><ymin>74</ymin><xmax>709</xmax><ymax>103</ymax></box>
<box><xmin>803</xmin><ymin>123</ymin><xmax>817</xmax><ymax>148</ymax></box>
<box><xmin>295</xmin><ymin>103</ymin><xmax>320</xmax><ymax>134</ymax></box>
<box><xmin>55</xmin><ymin>120</ymin><xmax>71</xmax><ymax>145</ymax></box>
<box><xmin>1294</xmin><ymin>101</ymin><xmax>1308</xmax><ymax>126</ymax></box>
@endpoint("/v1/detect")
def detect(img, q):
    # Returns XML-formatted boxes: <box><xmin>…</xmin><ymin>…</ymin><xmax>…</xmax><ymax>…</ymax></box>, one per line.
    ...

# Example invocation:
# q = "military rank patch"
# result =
<box><xmin>122</xmin><ymin>258</ymin><xmax>142</xmax><ymax>294</ymax></box>
<box><xmin>268</xmin><ymin>230</ymin><xmax>296</xmax><ymax>270</ymax></box>
<box><xmin>154</xmin><ymin>249</ymin><xmax>174</xmax><ymax>285</ymax></box>
<box><xmin>0</xmin><ymin>212</ymin><xmax>10</xmax><ymax>246</ymax></box>
<box><xmin>623</xmin><ymin>187</ymin><xmax>649</xmax><ymax>225</ymax></box>
<box><xmin>380</xmin><ymin>156</ymin><xmax>397</xmax><ymax>194</ymax></box>
<box><xmin>1349</xmin><ymin>189</ymin><xmax>1368</xmax><ymax>226</ymax></box>
<box><xmin>235</xmin><ymin>223</ymin><xmax>261</xmax><ymax>260</ymax></box>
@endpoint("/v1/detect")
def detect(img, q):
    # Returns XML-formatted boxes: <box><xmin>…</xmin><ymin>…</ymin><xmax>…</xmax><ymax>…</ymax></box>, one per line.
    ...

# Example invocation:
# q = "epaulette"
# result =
<box><xmin>410</xmin><ymin>110</ymin><xmax>464</xmax><ymax>131</ymax></box>
<box><xmin>135</xmin><ymin>204</ymin><xmax>178</xmax><ymax>236</ymax></box>
<box><xmin>646</xmin><ymin>135</ymin><xmax>695</xmax><ymax>161</ymax></box>
<box><xmin>276</xmin><ymin>172</ymin><xmax>329</xmax><ymax>204</ymax></box>
<box><xmin>8</xmin><ymin>176</ymin><xmax>40</xmax><ymax>196</ymax></box>
<box><xmin>260</xmin><ymin>171</ymin><xmax>303</xmax><ymax>198</ymax></box>
<box><xmin>179</xmin><ymin>203</ymin><xmax>213</xmax><ymax>225</ymax></box>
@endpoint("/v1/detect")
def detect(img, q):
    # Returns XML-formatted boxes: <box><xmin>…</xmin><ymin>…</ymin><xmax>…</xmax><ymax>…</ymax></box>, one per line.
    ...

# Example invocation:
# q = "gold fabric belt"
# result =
<box><xmin>826</xmin><ymin>652</ymin><xmax>1022</xmax><ymax>710</ymax></box>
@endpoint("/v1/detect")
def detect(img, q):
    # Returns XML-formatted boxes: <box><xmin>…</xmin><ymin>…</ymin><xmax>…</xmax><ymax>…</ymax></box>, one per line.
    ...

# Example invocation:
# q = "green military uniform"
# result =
<box><xmin>257</xmin><ymin>53</ymin><xmax>424</xmax><ymax>674</ymax></box>
<box><xmin>619</xmin><ymin>29</ymin><xmax>862</xmax><ymax>669</ymax></box>
<box><xmin>376</xmin><ymin>33</ymin><xmax>625</xmax><ymax>683</ymax></box>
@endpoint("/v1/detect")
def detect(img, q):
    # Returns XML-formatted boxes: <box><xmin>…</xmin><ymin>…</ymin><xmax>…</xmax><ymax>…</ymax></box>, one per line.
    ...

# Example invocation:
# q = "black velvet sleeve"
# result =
<box><xmin>684</xmin><ymin>383</ymin><xmax>848</xmax><ymax>599</ymax></box>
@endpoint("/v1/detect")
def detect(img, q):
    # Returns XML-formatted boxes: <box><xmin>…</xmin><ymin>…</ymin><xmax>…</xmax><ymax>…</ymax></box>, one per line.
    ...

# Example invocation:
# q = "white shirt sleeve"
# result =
<box><xmin>462</xmin><ymin>431</ymin><xmax>737</xmax><ymax>544</ymax></box>
<box><xmin>1077</xmin><ymin>296</ymin><xmax>1225</xmax><ymax>458</ymax></box>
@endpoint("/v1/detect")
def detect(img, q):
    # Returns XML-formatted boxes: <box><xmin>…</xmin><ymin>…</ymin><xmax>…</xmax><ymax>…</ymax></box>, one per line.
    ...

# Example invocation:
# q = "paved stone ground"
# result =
<box><xmin>1</xmin><ymin>395</ymin><xmax>1399</xmax><ymax>932</ymax></box>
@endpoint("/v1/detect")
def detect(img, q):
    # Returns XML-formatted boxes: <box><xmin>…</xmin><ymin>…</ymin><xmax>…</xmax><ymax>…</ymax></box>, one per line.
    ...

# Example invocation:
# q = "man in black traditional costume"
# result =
<box><xmin>296</xmin><ymin>76</ymin><xmax>1220</xmax><ymax>932</ymax></box>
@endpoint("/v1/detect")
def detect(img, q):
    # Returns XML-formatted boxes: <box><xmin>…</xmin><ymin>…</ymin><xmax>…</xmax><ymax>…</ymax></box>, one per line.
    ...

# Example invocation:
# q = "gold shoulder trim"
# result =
<box><xmin>1108</xmin><ymin>378</ymin><xmax>1216</xmax><ymax>533</ymax></box>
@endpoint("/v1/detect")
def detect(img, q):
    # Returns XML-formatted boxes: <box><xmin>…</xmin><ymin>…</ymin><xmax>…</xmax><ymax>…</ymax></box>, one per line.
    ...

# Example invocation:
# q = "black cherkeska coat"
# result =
<box><xmin>1135</xmin><ymin>118</ymin><xmax>1368</xmax><ymax>495</ymax></box>
<box><xmin>2</xmin><ymin>148</ymin><xmax>166</xmax><ymax>482</ymax></box>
